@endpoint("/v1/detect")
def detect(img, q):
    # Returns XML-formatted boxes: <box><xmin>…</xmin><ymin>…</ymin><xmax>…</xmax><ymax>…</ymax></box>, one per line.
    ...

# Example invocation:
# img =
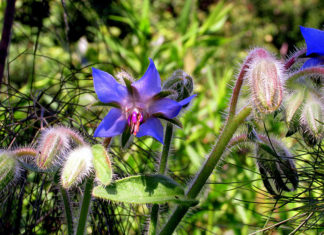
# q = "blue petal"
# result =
<box><xmin>132</xmin><ymin>58</ymin><xmax>161</xmax><ymax>99</ymax></box>
<box><xmin>149</xmin><ymin>98</ymin><xmax>182</xmax><ymax>119</ymax></box>
<box><xmin>301</xmin><ymin>57</ymin><xmax>324</xmax><ymax>70</ymax></box>
<box><xmin>92</xmin><ymin>67</ymin><xmax>128</xmax><ymax>104</ymax></box>
<box><xmin>136</xmin><ymin>118</ymin><xmax>164</xmax><ymax>144</ymax></box>
<box><xmin>300</xmin><ymin>26</ymin><xmax>324</xmax><ymax>56</ymax></box>
<box><xmin>178</xmin><ymin>94</ymin><xmax>197</xmax><ymax>106</ymax></box>
<box><xmin>94</xmin><ymin>108</ymin><xmax>127</xmax><ymax>137</ymax></box>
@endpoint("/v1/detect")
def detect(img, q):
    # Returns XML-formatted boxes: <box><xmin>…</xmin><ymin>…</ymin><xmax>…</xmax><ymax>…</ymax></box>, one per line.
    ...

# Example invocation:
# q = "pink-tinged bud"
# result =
<box><xmin>61</xmin><ymin>146</ymin><xmax>93</xmax><ymax>189</ymax></box>
<box><xmin>0</xmin><ymin>151</ymin><xmax>19</xmax><ymax>191</ymax></box>
<box><xmin>248</xmin><ymin>54</ymin><xmax>284</xmax><ymax>114</ymax></box>
<box><xmin>300</xmin><ymin>94</ymin><xmax>324</xmax><ymax>145</ymax></box>
<box><xmin>36</xmin><ymin>128</ymin><xmax>70</xmax><ymax>169</ymax></box>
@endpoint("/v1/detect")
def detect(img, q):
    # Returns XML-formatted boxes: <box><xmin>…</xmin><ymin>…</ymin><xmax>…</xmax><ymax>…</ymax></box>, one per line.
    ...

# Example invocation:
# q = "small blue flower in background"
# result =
<box><xmin>300</xmin><ymin>26</ymin><xmax>324</xmax><ymax>69</ymax></box>
<box><xmin>92</xmin><ymin>58</ymin><xmax>196</xmax><ymax>144</ymax></box>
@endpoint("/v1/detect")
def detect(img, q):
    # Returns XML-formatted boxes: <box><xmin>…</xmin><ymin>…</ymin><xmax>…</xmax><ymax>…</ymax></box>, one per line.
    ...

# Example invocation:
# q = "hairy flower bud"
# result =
<box><xmin>0</xmin><ymin>151</ymin><xmax>19</xmax><ymax>191</ymax></box>
<box><xmin>300</xmin><ymin>94</ymin><xmax>324</xmax><ymax>146</ymax></box>
<box><xmin>284</xmin><ymin>89</ymin><xmax>305</xmax><ymax>136</ymax></box>
<box><xmin>255</xmin><ymin>137</ymin><xmax>298</xmax><ymax>196</ymax></box>
<box><xmin>61</xmin><ymin>146</ymin><xmax>93</xmax><ymax>188</ymax></box>
<box><xmin>163</xmin><ymin>70</ymin><xmax>194</xmax><ymax>105</ymax></box>
<box><xmin>248</xmin><ymin>54</ymin><xmax>284</xmax><ymax>114</ymax></box>
<box><xmin>36</xmin><ymin>128</ymin><xmax>70</xmax><ymax>169</ymax></box>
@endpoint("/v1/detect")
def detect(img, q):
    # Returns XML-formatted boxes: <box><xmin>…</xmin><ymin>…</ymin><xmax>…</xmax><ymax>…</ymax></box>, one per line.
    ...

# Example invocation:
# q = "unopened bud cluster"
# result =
<box><xmin>0</xmin><ymin>126</ymin><xmax>114</xmax><ymax>190</ymax></box>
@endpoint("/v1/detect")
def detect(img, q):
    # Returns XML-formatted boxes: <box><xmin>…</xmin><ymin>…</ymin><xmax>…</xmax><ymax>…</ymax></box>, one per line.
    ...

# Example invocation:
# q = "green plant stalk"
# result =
<box><xmin>60</xmin><ymin>186</ymin><xmax>74</xmax><ymax>235</ymax></box>
<box><xmin>76</xmin><ymin>177</ymin><xmax>94</xmax><ymax>235</ymax></box>
<box><xmin>158</xmin><ymin>106</ymin><xmax>252</xmax><ymax>235</ymax></box>
<box><xmin>149</xmin><ymin>123</ymin><xmax>174</xmax><ymax>235</ymax></box>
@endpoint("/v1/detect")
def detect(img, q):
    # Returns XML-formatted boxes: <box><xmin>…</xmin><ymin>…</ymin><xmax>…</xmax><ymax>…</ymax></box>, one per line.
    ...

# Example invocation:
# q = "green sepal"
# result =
<box><xmin>92</xmin><ymin>145</ymin><xmax>113</xmax><ymax>186</ymax></box>
<box><xmin>151</xmin><ymin>90</ymin><xmax>175</xmax><ymax>100</ymax></box>
<box><xmin>92</xmin><ymin>174</ymin><xmax>197</xmax><ymax>205</ymax></box>
<box><xmin>91</xmin><ymin>101</ymin><xmax>121</xmax><ymax>109</ymax></box>
<box><xmin>153</xmin><ymin>113</ymin><xmax>183</xmax><ymax>128</ymax></box>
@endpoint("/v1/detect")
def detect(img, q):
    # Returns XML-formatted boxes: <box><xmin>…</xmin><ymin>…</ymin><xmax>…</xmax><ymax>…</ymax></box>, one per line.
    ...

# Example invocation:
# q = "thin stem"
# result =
<box><xmin>60</xmin><ymin>186</ymin><xmax>74</xmax><ymax>235</ymax></box>
<box><xmin>76</xmin><ymin>177</ymin><xmax>94</xmax><ymax>235</ymax></box>
<box><xmin>286</xmin><ymin>67</ymin><xmax>324</xmax><ymax>84</ymax></box>
<box><xmin>159</xmin><ymin>123</ymin><xmax>173</xmax><ymax>174</ymax></box>
<box><xmin>149</xmin><ymin>123</ymin><xmax>174</xmax><ymax>235</ymax></box>
<box><xmin>159</xmin><ymin>106</ymin><xmax>252</xmax><ymax>235</ymax></box>
<box><xmin>0</xmin><ymin>0</ymin><xmax>16</xmax><ymax>88</ymax></box>
<box><xmin>284</xmin><ymin>48</ymin><xmax>306</xmax><ymax>70</ymax></box>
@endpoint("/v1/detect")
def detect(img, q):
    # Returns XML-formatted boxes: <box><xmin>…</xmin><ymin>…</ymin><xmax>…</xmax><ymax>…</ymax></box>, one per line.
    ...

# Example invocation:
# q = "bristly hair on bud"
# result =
<box><xmin>36</xmin><ymin>127</ymin><xmax>70</xmax><ymax>170</ymax></box>
<box><xmin>0</xmin><ymin>151</ymin><xmax>21</xmax><ymax>193</ymax></box>
<box><xmin>300</xmin><ymin>93</ymin><xmax>324</xmax><ymax>146</ymax></box>
<box><xmin>61</xmin><ymin>146</ymin><xmax>93</xmax><ymax>189</ymax></box>
<box><xmin>255</xmin><ymin>137</ymin><xmax>298</xmax><ymax>196</ymax></box>
<box><xmin>246</xmin><ymin>50</ymin><xmax>285</xmax><ymax>114</ymax></box>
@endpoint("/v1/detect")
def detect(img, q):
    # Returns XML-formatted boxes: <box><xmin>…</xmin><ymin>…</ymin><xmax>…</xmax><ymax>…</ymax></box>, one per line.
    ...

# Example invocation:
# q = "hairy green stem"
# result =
<box><xmin>60</xmin><ymin>186</ymin><xmax>74</xmax><ymax>235</ymax></box>
<box><xmin>159</xmin><ymin>106</ymin><xmax>252</xmax><ymax>235</ymax></box>
<box><xmin>149</xmin><ymin>123</ymin><xmax>174</xmax><ymax>235</ymax></box>
<box><xmin>76</xmin><ymin>177</ymin><xmax>94</xmax><ymax>235</ymax></box>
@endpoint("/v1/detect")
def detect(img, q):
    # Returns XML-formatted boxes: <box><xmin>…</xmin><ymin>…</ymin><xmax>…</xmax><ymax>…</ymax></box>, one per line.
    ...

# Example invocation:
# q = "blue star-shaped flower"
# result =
<box><xmin>92</xmin><ymin>59</ymin><xmax>196</xmax><ymax>144</ymax></box>
<box><xmin>300</xmin><ymin>26</ymin><xmax>324</xmax><ymax>69</ymax></box>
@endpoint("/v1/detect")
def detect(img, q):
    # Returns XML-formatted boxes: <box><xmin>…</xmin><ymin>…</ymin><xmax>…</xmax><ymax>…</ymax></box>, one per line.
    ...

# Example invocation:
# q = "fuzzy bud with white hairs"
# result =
<box><xmin>61</xmin><ymin>146</ymin><xmax>93</xmax><ymax>189</ymax></box>
<box><xmin>247</xmin><ymin>50</ymin><xmax>285</xmax><ymax>114</ymax></box>
<box><xmin>36</xmin><ymin>127</ymin><xmax>70</xmax><ymax>169</ymax></box>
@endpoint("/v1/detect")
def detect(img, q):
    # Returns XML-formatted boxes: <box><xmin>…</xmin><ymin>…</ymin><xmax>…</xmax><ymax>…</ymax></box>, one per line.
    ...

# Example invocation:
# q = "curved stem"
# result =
<box><xmin>76</xmin><ymin>177</ymin><xmax>94</xmax><ymax>235</ymax></box>
<box><xmin>159</xmin><ymin>106</ymin><xmax>252</xmax><ymax>235</ymax></box>
<box><xmin>284</xmin><ymin>48</ymin><xmax>306</xmax><ymax>70</ymax></box>
<box><xmin>149</xmin><ymin>123</ymin><xmax>173</xmax><ymax>235</ymax></box>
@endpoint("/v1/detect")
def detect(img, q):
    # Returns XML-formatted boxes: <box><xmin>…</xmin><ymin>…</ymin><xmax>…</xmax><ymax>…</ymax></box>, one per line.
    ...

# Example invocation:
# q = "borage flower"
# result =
<box><xmin>92</xmin><ymin>59</ymin><xmax>196</xmax><ymax>144</ymax></box>
<box><xmin>300</xmin><ymin>26</ymin><xmax>324</xmax><ymax>69</ymax></box>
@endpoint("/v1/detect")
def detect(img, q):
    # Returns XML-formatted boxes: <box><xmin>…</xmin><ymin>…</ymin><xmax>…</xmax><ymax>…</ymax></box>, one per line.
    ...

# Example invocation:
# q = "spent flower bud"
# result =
<box><xmin>248</xmin><ymin>53</ymin><xmax>284</xmax><ymax>114</ymax></box>
<box><xmin>36</xmin><ymin>127</ymin><xmax>70</xmax><ymax>169</ymax></box>
<box><xmin>61</xmin><ymin>146</ymin><xmax>93</xmax><ymax>188</ymax></box>
<box><xmin>255</xmin><ymin>137</ymin><xmax>298</xmax><ymax>196</ymax></box>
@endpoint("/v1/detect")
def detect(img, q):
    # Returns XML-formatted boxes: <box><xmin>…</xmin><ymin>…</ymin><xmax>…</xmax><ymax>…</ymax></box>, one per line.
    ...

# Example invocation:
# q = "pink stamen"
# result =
<box><xmin>127</xmin><ymin>109</ymin><xmax>143</xmax><ymax>136</ymax></box>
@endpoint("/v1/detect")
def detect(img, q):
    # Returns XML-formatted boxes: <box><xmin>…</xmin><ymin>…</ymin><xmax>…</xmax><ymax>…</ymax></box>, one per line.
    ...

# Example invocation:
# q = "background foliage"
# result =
<box><xmin>0</xmin><ymin>0</ymin><xmax>323</xmax><ymax>234</ymax></box>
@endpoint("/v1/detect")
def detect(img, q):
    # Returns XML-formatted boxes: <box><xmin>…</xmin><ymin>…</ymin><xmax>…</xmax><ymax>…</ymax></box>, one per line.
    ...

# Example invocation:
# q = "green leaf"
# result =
<box><xmin>92</xmin><ymin>174</ymin><xmax>198</xmax><ymax>205</ymax></box>
<box><xmin>92</xmin><ymin>145</ymin><xmax>113</xmax><ymax>186</ymax></box>
<box><xmin>178</xmin><ymin>0</ymin><xmax>193</xmax><ymax>34</ymax></box>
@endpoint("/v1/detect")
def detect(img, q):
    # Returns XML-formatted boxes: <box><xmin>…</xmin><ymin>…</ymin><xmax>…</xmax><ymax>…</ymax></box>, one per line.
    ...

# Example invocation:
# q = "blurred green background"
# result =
<box><xmin>0</xmin><ymin>0</ymin><xmax>323</xmax><ymax>234</ymax></box>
